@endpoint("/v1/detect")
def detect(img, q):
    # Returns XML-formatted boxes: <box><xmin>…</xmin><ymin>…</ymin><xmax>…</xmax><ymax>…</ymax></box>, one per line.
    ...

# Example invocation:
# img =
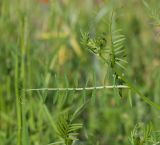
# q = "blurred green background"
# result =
<box><xmin>0</xmin><ymin>0</ymin><xmax>160</xmax><ymax>145</ymax></box>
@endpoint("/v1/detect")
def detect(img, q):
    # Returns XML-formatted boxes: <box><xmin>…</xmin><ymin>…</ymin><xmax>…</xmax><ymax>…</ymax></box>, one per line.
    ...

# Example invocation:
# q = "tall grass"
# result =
<box><xmin>0</xmin><ymin>0</ymin><xmax>160</xmax><ymax>145</ymax></box>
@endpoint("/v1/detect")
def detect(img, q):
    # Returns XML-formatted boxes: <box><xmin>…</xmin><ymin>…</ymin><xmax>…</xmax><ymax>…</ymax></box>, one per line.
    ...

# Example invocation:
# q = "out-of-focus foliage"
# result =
<box><xmin>0</xmin><ymin>0</ymin><xmax>160</xmax><ymax>145</ymax></box>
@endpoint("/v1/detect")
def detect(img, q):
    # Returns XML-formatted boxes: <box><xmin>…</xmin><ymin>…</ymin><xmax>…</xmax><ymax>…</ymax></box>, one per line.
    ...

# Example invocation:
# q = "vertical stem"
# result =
<box><xmin>20</xmin><ymin>14</ymin><xmax>29</xmax><ymax>145</ymax></box>
<box><xmin>109</xmin><ymin>10</ymin><xmax>115</xmax><ymax>67</ymax></box>
<box><xmin>0</xmin><ymin>85</ymin><xmax>3</xmax><ymax>131</ymax></box>
<box><xmin>15</xmin><ymin>46</ymin><xmax>22</xmax><ymax>145</ymax></box>
<box><xmin>15</xmin><ymin>9</ymin><xmax>29</xmax><ymax>145</ymax></box>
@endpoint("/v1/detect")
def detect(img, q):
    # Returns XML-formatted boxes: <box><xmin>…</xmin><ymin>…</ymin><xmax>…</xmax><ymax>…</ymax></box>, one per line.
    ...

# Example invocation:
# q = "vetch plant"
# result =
<box><xmin>56</xmin><ymin>113</ymin><xmax>82</xmax><ymax>145</ymax></box>
<box><xmin>129</xmin><ymin>123</ymin><xmax>160</xmax><ymax>145</ymax></box>
<box><xmin>25</xmin><ymin>10</ymin><xmax>160</xmax><ymax>145</ymax></box>
<box><xmin>1</xmin><ymin>1</ymin><xmax>160</xmax><ymax>145</ymax></box>
<box><xmin>81</xmin><ymin>12</ymin><xmax>127</xmax><ymax>100</ymax></box>
<box><xmin>81</xmin><ymin>11</ymin><xmax>160</xmax><ymax>110</ymax></box>
<box><xmin>47</xmin><ymin>103</ymin><xmax>86</xmax><ymax>145</ymax></box>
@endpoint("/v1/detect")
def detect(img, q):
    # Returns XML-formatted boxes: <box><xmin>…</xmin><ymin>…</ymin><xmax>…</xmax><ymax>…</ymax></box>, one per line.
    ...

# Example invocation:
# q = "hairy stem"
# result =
<box><xmin>25</xmin><ymin>85</ymin><xmax>129</xmax><ymax>91</ymax></box>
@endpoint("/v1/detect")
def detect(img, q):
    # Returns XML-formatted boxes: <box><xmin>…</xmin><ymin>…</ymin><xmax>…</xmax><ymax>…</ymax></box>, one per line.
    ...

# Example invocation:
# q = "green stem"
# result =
<box><xmin>15</xmin><ymin>48</ymin><xmax>22</xmax><ymax>145</ymax></box>
<box><xmin>114</xmin><ymin>67</ymin><xmax>160</xmax><ymax>110</ymax></box>
<box><xmin>20</xmin><ymin>14</ymin><xmax>30</xmax><ymax>145</ymax></box>
<box><xmin>109</xmin><ymin>10</ymin><xmax>115</xmax><ymax>67</ymax></box>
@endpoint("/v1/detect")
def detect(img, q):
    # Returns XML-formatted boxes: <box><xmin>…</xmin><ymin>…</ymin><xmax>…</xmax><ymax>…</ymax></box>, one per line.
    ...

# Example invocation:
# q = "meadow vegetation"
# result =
<box><xmin>0</xmin><ymin>0</ymin><xmax>160</xmax><ymax>145</ymax></box>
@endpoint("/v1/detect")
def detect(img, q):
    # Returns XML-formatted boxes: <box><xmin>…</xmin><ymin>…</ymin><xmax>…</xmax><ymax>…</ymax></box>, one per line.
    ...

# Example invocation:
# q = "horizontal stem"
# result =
<box><xmin>25</xmin><ymin>85</ymin><xmax>129</xmax><ymax>91</ymax></box>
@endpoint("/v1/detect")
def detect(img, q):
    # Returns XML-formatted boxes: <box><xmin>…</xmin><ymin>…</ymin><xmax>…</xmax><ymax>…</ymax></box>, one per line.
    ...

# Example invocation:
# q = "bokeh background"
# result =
<box><xmin>0</xmin><ymin>0</ymin><xmax>160</xmax><ymax>145</ymax></box>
